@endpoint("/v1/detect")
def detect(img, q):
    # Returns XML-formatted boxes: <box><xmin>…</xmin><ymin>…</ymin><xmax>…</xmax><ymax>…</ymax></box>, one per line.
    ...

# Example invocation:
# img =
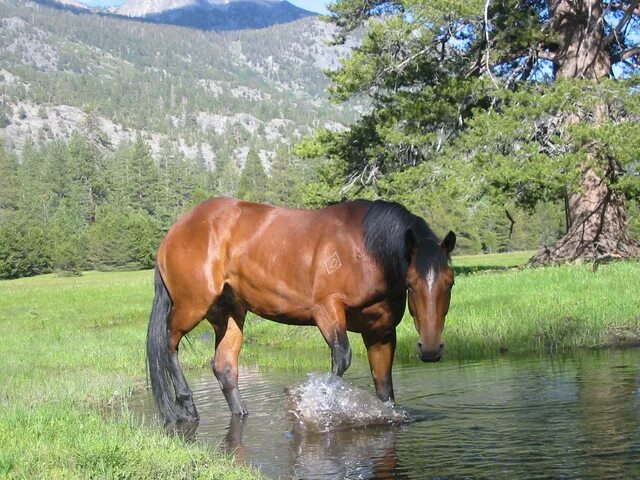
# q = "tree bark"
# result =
<box><xmin>530</xmin><ymin>0</ymin><xmax>640</xmax><ymax>265</ymax></box>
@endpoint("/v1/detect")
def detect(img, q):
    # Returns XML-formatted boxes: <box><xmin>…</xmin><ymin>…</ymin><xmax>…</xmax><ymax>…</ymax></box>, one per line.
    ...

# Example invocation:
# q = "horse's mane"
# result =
<box><xmin>361</xmin><ymin>200</ymin><xmax>448</xmax><ymax>284</ymax></box>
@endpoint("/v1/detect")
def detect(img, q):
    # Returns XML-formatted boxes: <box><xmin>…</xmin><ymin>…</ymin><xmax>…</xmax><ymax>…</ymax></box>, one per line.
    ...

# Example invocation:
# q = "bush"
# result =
<box><xmin>88</xmin><ymin>205</ymin><xmax>163</xmax><ymax>270</ymax></box>
<box><xmin>0</xmin><ymin>214</ymin><xmax>52</xmax><ymax>279</ymax></box>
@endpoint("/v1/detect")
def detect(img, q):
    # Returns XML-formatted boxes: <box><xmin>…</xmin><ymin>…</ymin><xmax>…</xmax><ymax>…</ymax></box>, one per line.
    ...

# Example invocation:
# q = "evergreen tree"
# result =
<box><xmin>0</xmin><ymin>214</ymin><xmax>51</xmax><ymax>279</ymax></box>
<box><xmin>305</xmin><ymin>0</ymin><xmax>640</xmax><ymax>264</ymax></box>
<box><xmin>89</xmin><ymin>204</ymin><xmax>162</xmax><ymax>270</ymax></box>
<box><xmin>127</xmin><ymin>136</ymin><xmax>161</xmax><ymax>215</ymax></box>
<box><xmin>237</xmin><ymin>149</ymin><xmax>268</xmax><ymax>202</ymax></box>
<box><xmin>265</xmin><ymin>146</ymin><xmax>305</xmax><ymax>207</ymax></box>
<box><xmin>0</xmin><ymin>144</ymin><xmax>18</xmax><ymax>215</ymax></box>
<box><xmin>214</xmin><ymin>156</ymin><xmax>240</xmax><ymax>197</ymax></box>
<box><xmin>49</xmin><ymin>201</ymin><xmax>88</xmax><ymax>275</ymax></box>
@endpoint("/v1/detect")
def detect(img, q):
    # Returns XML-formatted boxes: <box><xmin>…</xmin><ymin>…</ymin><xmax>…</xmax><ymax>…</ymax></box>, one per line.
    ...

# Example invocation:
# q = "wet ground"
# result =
<box><xmin>131</xmin><ymin>348</ymin><xmax>640</xmax><ymax>479</ymax></box>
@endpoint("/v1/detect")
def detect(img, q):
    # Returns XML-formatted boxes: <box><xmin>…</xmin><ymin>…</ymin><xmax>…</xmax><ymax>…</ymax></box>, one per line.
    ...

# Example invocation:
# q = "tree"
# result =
<box><xmin>127</xmin><ymin>136</ymin><xmax>162</xmax><ymax>215</ymax></box>
<box><xmin>0</xmin><ymin>214</ymin><xmax>51</xmax><ymax>279</ymax></box>
<box><xmin>0</xmin><ymin>144</ymin><xmax>18</xmax><ymax>215</ymax></box>
<box><xmin>306</xmin><ymin>0</ymin><xmax>640</xmax><ymax>264</ymax></box>
<box><xmin>237</xmin><ymin>148</ymin><xmax>268</xmax><ymax>202</ymax></box>
<box><xmin>89</xmin><ymin>204</ymin><xmax>162</xmax><ymax>270</ymax></box>
<box><xmin>265</xmin><ymin>146</ymin><xmax>307</xmax><ymax>207</ymax></box>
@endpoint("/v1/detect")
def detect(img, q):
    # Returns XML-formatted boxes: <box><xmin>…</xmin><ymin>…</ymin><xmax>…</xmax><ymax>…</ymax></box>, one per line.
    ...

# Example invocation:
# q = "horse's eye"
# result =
<box><xmin>406</xmin><ymin>283</ymin><xmax>415</xmax><ymax>292</ymax></box>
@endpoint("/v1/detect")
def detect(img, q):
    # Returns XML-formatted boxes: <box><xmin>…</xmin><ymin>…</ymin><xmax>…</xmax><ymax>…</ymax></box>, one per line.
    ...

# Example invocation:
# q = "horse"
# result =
<box><xmin>147</xmin><ymin>197</ymin><xmax>456</xmax><ymax>423</ymax></box>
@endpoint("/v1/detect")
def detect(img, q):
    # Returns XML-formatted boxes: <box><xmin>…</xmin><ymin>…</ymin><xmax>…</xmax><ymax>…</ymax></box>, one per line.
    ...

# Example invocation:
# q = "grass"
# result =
<box><xmin>0</xmin><ymin>271</ymin><xmax>260</xmax><ymax>479</ymax></box>
<box><xmin>451</xmin><ymin>250</ymin><xmax>536</xmax><ymax>274</ymax></box>
<box><xmin>1</xmin><ymin>254</ymin><xmax>639</xmax><ymax>477</ymax></box>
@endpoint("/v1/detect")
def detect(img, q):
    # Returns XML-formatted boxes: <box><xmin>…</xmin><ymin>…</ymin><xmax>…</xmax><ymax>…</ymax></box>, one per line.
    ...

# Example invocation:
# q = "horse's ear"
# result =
<box><xmin>441</xmin><ymin>230</ymin><xmax>456</xmax><ymax>255</ymax></box>
<box><xmin>405</xmin><ymin>228</ymin><xmax>418</xmax><ymax>261</ymax></box>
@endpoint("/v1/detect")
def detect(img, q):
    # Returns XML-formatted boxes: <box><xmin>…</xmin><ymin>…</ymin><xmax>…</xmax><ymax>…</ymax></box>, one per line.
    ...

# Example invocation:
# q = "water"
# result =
<box><xmin>131</xmin><ymin>349</ymin><xmax>640</xmax><ymax>479</ymax></box>
<box><xmin>286</xmin><ymin>373</ymin><xmax>410</xmax><ymax>432</ymax></box>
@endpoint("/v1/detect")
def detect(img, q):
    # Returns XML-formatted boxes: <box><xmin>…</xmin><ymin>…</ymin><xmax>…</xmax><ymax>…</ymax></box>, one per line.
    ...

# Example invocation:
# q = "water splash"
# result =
<box><xmin>286</xmin><ymin>373</ymin><xmax>411</xmax><ymax>432</ymax></box>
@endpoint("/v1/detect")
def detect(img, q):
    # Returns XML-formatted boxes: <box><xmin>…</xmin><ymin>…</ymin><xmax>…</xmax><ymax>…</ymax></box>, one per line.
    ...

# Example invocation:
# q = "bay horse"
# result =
<box><xmin>147</xmin><ymin>198</ymin><xmax>455</xmax><ymax>423</ymax></box>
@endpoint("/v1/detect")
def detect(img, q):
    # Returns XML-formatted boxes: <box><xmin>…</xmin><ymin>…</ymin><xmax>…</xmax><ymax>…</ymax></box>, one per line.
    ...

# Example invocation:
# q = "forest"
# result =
<box><xmin>1</xmin><ymin>0</ymin><xmax>640</xmax><ymax>279</ymax></box>
<box><xmin>0</xmin><ymin>131</ymin><xmax>323</xmax><ymax>277</ymax></box>
<box><xmin>0</xmin><ymin>127</ymin><xmax>572</xmax><ymax>279</ymax></box>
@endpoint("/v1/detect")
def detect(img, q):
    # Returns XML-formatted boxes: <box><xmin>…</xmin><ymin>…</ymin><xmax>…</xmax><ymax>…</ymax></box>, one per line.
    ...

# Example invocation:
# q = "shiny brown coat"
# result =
<box><xmin>147</xmin><ymin>197</ymin><xmax>455</xmax><ymax>422</ymax></box>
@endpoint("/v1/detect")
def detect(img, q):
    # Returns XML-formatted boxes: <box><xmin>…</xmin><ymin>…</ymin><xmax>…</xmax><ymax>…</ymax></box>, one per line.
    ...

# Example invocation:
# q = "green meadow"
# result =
<box><xmin>0</xmin><ymin>271</ymin><xmax>261</xmax><ymax>479</ymax></box>
<box><xmin>1</xmin><ymin>254</ymin><xmax>639</xmax><ymax>477</ymax></box>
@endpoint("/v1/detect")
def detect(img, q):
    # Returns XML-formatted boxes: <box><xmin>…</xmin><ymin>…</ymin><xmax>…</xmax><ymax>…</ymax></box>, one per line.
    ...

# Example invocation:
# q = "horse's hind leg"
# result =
<box><xmin>168</xmin><ymin>306</ymin><xmax>204</xmax><ymax>420</ymax></box>
<box><xmin>211</xmin><ymin>312</ymin><xmax>248</xmax><ymax>415</ymax></box>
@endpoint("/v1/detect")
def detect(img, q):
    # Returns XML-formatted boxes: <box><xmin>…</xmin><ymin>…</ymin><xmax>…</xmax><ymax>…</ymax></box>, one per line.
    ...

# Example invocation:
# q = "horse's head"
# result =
<box><xmin>405</xmin><ymin>229</ymin><xmax>456</xmax><ymax>362</ymax></box>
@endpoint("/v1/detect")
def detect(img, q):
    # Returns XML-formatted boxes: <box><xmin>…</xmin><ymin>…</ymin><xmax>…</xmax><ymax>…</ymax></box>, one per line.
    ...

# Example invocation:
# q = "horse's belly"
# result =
<box><xmin>255</xmin><ymin>311</ymin><xmax>316</xmax><ymax>326</ymax></box>
<box><xmin>236</xmin><ymin>284</ymin><xmax>315</xmax><ymax>326</ymax></box>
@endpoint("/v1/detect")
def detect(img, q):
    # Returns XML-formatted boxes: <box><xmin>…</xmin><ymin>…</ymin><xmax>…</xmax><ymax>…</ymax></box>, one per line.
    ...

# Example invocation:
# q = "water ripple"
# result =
<box><xmin>129</xmin><ymin>349</ymin><xmax>640</xmax><ymax>479</ymax></box>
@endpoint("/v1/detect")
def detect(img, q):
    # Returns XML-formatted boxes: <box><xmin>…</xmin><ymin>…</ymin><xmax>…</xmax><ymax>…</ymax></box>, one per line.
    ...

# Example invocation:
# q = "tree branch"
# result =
<box><xmin>604</xmin><ymin>0</ymin><xmax>640</xmax><ymax>46</ymax></box>
<box><xmin>382</xmin><ymin>46</ymin><xmax>431</xmax><ymax>75</ymax></box>
<box><xmin>536</xmin><ymin>50</ymin><xmax>557</xmax><ymax>61</ymax></box>
<box><xmin>608</xmin><ymin>1</ymin><xmax>640</xmax><ymax>15</ymax></box>
<box><xmin>484</xmin><ymin>0</ymin><xmax>500</xmax><ymax>88</ymax></box>
<box><xmin>613</xmin><ymin>45</ymin><xmax>640</xmax><ymax>63</ymax></box>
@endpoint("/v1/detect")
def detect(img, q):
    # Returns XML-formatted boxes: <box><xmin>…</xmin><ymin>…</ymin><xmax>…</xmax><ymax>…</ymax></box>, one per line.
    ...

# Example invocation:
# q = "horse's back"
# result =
<box><xmin>157</xmin><ymin>198</ymin><xmax>382</xmax><ymax>321</ymax></box>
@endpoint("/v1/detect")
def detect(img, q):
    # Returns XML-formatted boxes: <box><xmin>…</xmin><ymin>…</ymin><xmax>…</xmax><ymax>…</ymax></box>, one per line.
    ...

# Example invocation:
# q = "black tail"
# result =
<box><xmin>146</xmin><ymin>267</ymin><xmax>180</xmax><ymax>423</ymax></box>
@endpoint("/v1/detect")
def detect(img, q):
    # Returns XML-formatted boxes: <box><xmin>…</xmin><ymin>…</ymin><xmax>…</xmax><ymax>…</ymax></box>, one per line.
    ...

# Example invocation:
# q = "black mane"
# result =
<box><xmin>361</xmin><ymin>200</ymin><xmax>448</xmax><ymax>284</ymax></box>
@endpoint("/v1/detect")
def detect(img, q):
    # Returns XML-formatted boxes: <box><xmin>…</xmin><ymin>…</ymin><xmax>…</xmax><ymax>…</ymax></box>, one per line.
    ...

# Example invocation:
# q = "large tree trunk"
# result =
<box><xmin>530</xmin><ymin>0</ymin><xmax>640</xmax><ymax>265</ymax></box>
<box><xmin>530</xmin><ymin>168</ymin><xmax>640</xmax><ymax>265</ymax></box>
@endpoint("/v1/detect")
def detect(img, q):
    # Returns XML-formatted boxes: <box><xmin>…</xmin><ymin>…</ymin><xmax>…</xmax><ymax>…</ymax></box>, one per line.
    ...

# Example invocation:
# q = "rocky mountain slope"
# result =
<box><xmin>0</xmin><ymin>0</ymin><xmax>356</xmax><ymax>167</ymax></box>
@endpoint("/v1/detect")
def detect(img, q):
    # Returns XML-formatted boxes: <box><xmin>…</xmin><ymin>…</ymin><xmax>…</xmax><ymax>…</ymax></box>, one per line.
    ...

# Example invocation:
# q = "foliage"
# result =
<box><xmin>300</xmin><ymin>0</ymin><xmax>640</xmax><ymax>258</ymax></box>
<box><xmin>0</xmin><ymin>213</ymin><xmax>51</xmax><ymax>278</ymax></box>
<box><xmin>0</xmin><ymin>132</ymin><xmax>321</xmax><ymax>278</ymax></box>
<box><xmin>238</xmin><ymin>148</ymin><xmax>268</xmax><ymax>202</ymax></box>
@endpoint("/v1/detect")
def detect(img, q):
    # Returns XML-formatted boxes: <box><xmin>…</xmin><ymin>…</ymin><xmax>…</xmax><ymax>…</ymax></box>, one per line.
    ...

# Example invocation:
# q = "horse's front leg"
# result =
<box><xmin>313</xmin><ymin>300</ymin><xmax>352</xmax><ymax>376</ymax></box>
<box><xmin>212</xmin><ymin>314</ymin><xmax>248</xmax><ymax>415</ymax></box>
<box><xmin>362</xmin><ymin>329</ymin><xmax>396</xmax><ymax>402</ymax></box>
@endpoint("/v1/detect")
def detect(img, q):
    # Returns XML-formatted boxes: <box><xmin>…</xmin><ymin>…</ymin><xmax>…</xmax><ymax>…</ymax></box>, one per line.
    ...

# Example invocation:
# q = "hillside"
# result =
<box><xmin>0</xmin><ymin>0</ymin><xmax>355</xmax><ymax>167</ymax></box>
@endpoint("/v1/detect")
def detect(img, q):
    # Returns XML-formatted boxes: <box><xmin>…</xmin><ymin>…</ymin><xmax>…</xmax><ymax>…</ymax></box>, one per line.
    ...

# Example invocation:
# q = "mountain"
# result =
<box><xmin>109</xmin><ymin>0</ymin><xmax>315</xmax><ymax>31</ymax></box>
<box><xmin>0</xmin><ymin>0</ymin><xmax>356</xmax><ymax>167</ymax></box>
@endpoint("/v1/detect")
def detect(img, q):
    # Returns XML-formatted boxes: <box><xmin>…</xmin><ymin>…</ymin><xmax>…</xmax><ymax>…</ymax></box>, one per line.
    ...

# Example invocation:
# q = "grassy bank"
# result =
<box><xmin>0</xmin><ymin>271</ymin><xmax>260</xmax><ymax>479</ymax></box>
<box><xmin>1</xmin><ymin>255</ymin><xmax>639</xmax><ymax>477</ymax></box>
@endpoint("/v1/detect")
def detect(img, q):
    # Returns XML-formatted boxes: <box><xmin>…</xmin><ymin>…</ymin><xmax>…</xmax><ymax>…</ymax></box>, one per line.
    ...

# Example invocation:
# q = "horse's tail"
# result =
<box><xmin>146</xmin><ymin>266</ymin><xmax>179</xmax><ymax>423</ymax></box>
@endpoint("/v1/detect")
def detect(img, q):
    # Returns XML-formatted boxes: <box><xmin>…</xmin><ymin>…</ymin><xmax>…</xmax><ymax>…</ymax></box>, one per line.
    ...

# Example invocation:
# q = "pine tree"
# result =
<box><xmin>237</xmin><ymin>149</ymin><xmax>268</xmax><ymax>202</ymax></box>
<box><xmin>307</xmin><ymin>0</ymin><xmax>640</xmax><ymax>264</ymax></box>
<box><xmin>265</xmin><ymin>146</ymin><xmax>304</xmax><ymax>207</ymax></box>
<box><xmin>127</xmin><ymin>136</ymin><xmax>161</xmax><ymax>215</ymax></box>
<box><xmin>0</xmin><ymin>144</ymin><xmax>18</xmax><ymax>215</ymax></box>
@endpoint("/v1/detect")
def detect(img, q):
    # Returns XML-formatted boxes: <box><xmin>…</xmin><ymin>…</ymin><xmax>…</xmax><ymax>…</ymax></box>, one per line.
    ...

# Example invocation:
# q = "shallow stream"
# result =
<box><xmin>131</xmin><ymin>349</ymin><xmax>640</xmax><ymax>479</ymax></box>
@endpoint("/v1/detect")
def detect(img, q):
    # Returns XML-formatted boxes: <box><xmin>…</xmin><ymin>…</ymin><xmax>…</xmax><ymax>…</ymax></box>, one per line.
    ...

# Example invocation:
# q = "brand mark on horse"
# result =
<box><xmin>324</xmin><ymin>252</ymin><xmax>342</xmax><ymax>274</ymax></box>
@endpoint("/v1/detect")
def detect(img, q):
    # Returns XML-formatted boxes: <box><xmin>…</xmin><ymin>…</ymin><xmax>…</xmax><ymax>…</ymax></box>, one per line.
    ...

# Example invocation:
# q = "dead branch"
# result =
<box><xmin>604</xmin><ymin>0</ymin><xmax>640</xmax><ymax>46</ymax></box>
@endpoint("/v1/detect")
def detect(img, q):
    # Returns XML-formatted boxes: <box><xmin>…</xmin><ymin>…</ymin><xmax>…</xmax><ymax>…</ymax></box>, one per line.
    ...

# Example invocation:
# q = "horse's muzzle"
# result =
<box><xmin>417</xmin><ymin>343</ymin><xmax>444</xmax><ymax>362</ymax></box>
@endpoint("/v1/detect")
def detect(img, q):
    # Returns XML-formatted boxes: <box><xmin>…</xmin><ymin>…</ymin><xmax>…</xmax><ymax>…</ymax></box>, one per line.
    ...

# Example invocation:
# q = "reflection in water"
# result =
<box><xmin>224</xmin><ymin>411</ymin><xmax>407</xmax><ymax>479</ymax></box>
<box><xmin>576</xmin><ymin>356</ymin><xmax>640</xmax><ymax>479</ymax></box>
<box><xmin>225</xmin><ymin>415</ymin><xmax>247</xmax><ymax>463</ymax></box>
<box><xmin>130</xmin><ymin>350</ymin><xmax>640</xmax><ymax>479</ymax></box>
<box><xmin>290</xmin><ymin>424</ymin><xmax>406</xmax><ymax>480</ymax></box>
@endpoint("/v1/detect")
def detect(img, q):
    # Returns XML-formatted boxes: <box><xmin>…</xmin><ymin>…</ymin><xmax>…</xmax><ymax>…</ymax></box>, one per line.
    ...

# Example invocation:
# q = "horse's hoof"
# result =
<box><xmin>232</xmin><ymin>406</ymin><xmax>249</xmax><ymax>416</ymax></box>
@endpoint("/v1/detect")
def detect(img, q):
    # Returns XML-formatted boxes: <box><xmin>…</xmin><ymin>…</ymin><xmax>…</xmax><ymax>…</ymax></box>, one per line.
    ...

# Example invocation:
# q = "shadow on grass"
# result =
<box><xmin>453</xmin><ymin>265</ymin><xmax>523</xmax><ymax>276</ymax></box>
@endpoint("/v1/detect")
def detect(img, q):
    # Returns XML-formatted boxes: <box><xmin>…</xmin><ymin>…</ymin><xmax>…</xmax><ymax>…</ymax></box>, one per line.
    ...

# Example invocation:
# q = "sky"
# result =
<box><xmin>81</xmin><ymin>0</ymin><xmax>330</xmax><ymax>13</ymax></box>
